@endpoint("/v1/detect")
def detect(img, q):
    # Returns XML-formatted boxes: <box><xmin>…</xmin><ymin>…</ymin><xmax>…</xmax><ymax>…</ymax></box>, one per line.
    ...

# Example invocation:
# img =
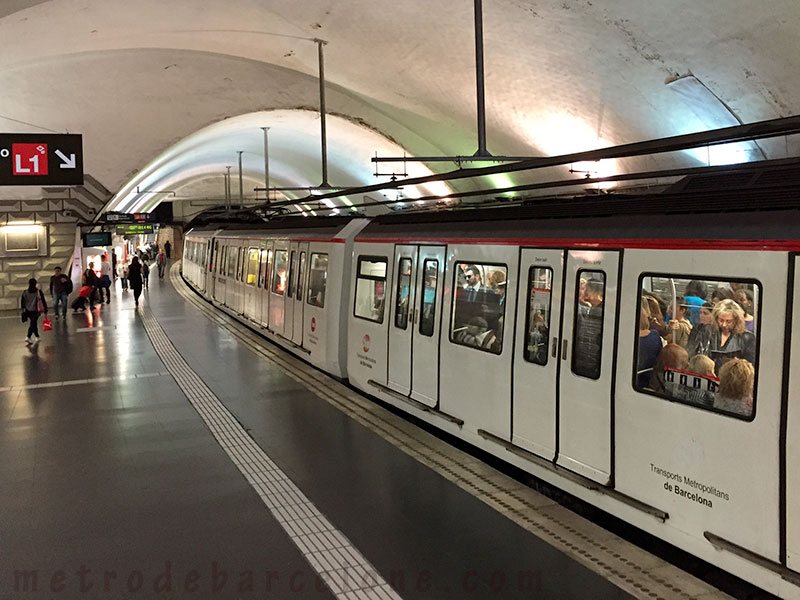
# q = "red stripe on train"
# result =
<box><xmin>353</xmin><ymin>237</ymin><xmax>800</xmax><ymax>251</ymax></box>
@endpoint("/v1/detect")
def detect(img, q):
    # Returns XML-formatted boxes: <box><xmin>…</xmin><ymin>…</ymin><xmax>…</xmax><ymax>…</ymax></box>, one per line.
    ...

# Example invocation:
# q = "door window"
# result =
<box><xmin>288</xmin><ymin>251</ymin><xmax>297</xmax><ymax>297</ymax></box>
<box><xmin>572</xmin><ymin>271</ymin><xmax>606</xmax><ymax>379</ymax></box>
<box><xmin>450</xmin><ymin>262</ymin><xmax>506</xmax><ymax>354</ymax></box>
<box><xmin>307</xmin><ymin>253</ymin><xmax>328</xmax><ymax>307</ymax></box>
<box><xmin>419</xmin><ymin>259</ymin><xmax>438</xmax><ymax>337</ymax></box>
<box><xmin>394</xmin><ymin>257</ymin><xmax>413</xmax><ymax>330</ymax></box>
<box><xmin>297</xmin><ymin>252</ymin><xmax>307</xmax><ymax>301</ymax></box>
<box><xmin>246</xmin><ymin>248</ymin><xmax>259</xmax><ymax>285</ymax></box>
<box><xmin>524</xmin><ymin>267</ymin><xmax>553</xmax><ymax>366</ymax></box>
<box><xmin>272</xmin><ymin>250</ymin><xmax>288</xmax><ymax>294</ymax></box>
<box><xmin>354</xmin><ymin>257</ymin><xmax>388</xmax><ymax>323</ymax></box>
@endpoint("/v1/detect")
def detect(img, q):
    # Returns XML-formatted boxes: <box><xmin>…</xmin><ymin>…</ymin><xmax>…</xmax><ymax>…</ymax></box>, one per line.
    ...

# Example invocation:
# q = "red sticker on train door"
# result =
<box><xmin>310</xmin><ymin>317</ymin><xmax>316</xmax><ymax>332</ymax></box>
<box><xmin>362</xmin><ymin>334</ymin><xmax>370</xmax><ymax>353</ymax></box>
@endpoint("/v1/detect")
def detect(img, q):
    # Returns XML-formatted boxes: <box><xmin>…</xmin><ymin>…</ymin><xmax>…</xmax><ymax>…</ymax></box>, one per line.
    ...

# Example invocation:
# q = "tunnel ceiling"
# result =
<box><xmin>1</xmin><ymin>0</ymin><xmax>798</xmax><ymax>214</ymax></box>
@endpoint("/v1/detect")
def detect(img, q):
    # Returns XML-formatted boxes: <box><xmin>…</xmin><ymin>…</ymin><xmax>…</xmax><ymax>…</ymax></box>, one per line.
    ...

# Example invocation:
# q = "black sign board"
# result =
<box><xmin>0</xmin><ymin>134</ymin><xmax>83</xmax><ymax>186</ymax></box>
<box><xmin>116</xmin><ymin>224</ymin><xmax>154</xmax><ymax>235</ymax></box>
<box><xmin>101</xmin><ymin>211</ymin><xmax>153</xmax><ymax>224</ymax></box>
<box><xmin>82</xmin><ymin>232</ymin><xmax>112</xmax><ymax>247</ymax></box>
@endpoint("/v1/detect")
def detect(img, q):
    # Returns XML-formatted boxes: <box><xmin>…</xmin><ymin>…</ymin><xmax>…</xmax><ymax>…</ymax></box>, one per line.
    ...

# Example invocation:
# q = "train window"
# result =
<box><xmin>264</xmin><ymin>249</ymin><xmax>273</xmax><ymax>289</ymax></box>
<box><xmin>572</xmin><ymin>270</ymin><xmax>605</xmax><ymax>379</ymax></box>
<box><xmin>394</xmin><ymin>257</ymin><xmax>413</xmax><ymax>330</ymax></box>
<box><xmin>246</xmin><ymin>248</ymin><xmax>259</xmax><ymax>286</ymax></box>
<box><xmin>238</xmin><ymin>247</ymin><xmax>246</xmax><ymax>282</ymax></box>
<box><xmin>524</xmin><ymin>267</ymin><xmax>553</xmax><ymax>366</ymax></box>
<box><xmin>272</xmin><ymin>250</ymin><xmax>288</xmax><ymax>294</ymax></box>
<box><xmin>288</xmin><ymin>251</ymin><xmax>297</xmax><ymax>297</ymax></box>
<box><xmin>419</xmin><ymin>259</ymin><xmax>438</xmax><ymax>337</ymax></box>
<box><xmin>258</xmin><ymin>249</ymin><xmax>268</xmax><ymax>288</ymax></box>
<box><xmin>297</xmin><ymin>252</ymin><xmax>307</xmax><ymax>301</ymax></box>
<box><xmin>227</xmin><ymin>246</ymin><xmax>237</xmax><ymax>278</ymax></box>
<box><xmin>634</xmin><ymin>273</ymin><xmax>760</xmax><ymax>420</ymax></box>
<box><xmin>307</xmin><ymin>253</ymin><xmax>328</xmax><ymax>308</ymax></box>
<box><xmin>354</xmin><ymin>256</ymin><xmax>387</xmax><ymax>323</ymax></box>
<box><xmin>450</xmin><ymin>262</ymin><xmax>506</xmax><ymax>355</ymax></box>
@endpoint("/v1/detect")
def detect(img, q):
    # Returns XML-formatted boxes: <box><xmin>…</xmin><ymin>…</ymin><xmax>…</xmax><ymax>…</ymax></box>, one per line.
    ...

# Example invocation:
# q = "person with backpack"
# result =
<box><xmin>21</xmin><ymin>278</ymin><xmax>47</xmax><ymax>344</ymax></box>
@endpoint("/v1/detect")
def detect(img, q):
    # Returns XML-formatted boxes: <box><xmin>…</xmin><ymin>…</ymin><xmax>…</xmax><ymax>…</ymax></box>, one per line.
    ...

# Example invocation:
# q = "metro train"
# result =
<box><xmin>182</xmin><ymin>195</ymin><xmax>800</xmax><ymax>598</ymax></box>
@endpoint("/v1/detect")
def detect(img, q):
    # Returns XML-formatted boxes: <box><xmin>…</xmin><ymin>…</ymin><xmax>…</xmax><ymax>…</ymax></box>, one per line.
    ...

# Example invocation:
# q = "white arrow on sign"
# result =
<box><xmin>54</xmin><ymin>149</ymin><xmax>76</xmax><ymax>169</ymax></box>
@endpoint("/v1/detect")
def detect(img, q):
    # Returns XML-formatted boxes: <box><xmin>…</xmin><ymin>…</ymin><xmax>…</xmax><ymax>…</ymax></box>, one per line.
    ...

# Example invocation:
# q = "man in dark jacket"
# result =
<box><xmin>49</xmin><ymin>266</ymin><xmax>72</xmax><ymax>319</ymax></box>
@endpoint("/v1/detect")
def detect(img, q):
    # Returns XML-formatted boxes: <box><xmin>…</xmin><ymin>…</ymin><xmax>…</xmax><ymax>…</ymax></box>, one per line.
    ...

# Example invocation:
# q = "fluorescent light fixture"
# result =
<box><xmin>2</xmin><ymin>224</ymin><xmax>44</xmax><ymax>234</ymax></box>
<box><xmin>667</xmin><ymin>74</ymin><xmax>765</xmax><ymax>165</ymax></box>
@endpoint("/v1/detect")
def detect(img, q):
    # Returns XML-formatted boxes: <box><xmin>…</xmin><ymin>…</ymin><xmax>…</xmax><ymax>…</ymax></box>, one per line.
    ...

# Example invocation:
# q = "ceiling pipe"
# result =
<box><xmin>473</xmin><ymin>0</ymin><xmax>490</xmax><ymax>158</ymax></box>
<box><xmin>255</xmin><ymin>114</ymin><xmax>800</xmax><ymax>208</ymax></box>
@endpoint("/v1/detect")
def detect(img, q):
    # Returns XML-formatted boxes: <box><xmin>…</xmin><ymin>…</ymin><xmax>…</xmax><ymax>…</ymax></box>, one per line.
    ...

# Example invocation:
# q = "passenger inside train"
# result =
<box><xmin>635</xmin><ymin>276</ymin><xmax>759</xmax><ymax>418</ymax></box>
<box><xmin>451</xmin><ymin>263</ymin><xmax>506</xmax><ymax>354</ymax></box>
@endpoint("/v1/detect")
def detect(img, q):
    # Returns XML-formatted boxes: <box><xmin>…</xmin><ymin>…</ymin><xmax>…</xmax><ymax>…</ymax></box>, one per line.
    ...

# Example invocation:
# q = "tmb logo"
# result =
<box><xmin>362</xmin><ymin>334</ymin><xmax>370</xmax><ymax>353</ymax></box>
<box><xmin>310</xmin><ymin>317</ymin><xmax>316</xmax><ymax>332</ymax></box>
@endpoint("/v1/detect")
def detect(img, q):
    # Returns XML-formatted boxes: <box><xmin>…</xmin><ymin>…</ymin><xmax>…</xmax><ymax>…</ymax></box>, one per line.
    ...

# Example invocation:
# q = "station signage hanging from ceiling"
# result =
<box><xmin>0</xmin><ymin>133</ymin><xmax>83</xmax><ymax>186</ymax></box>
<box><xmin>101</xmin><ymin>212</ymin><xmax>154</xmax><ymax>224</ymax></box>
<box><xmin>115</xmin><ymin>224</ymin><xmax>154</xmax><ymax>235</ymax></box>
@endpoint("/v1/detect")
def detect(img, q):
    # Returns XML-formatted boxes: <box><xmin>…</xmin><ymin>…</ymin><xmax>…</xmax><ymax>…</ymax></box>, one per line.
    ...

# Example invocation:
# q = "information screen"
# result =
<box><xmin>82</xmin><ymin>232</ymin><xmax>112</xmax><ymax>247</ymax></box>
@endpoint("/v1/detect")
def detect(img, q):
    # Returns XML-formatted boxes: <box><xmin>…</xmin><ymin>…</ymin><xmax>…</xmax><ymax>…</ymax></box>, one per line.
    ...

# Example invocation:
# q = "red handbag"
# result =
<box><xmin>42</xmin><ymin>318</ymin><xmax>52</xmax><ymax>331</ymax></box>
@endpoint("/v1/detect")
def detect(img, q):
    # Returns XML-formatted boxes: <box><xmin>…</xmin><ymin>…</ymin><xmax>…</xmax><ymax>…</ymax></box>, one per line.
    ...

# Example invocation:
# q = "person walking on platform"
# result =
<box><xmin>49</xmin><ymin>266</ymin><xmax>72</xmax><ymax>320</ymax></box>
<box><xmin>83</xmin><ymin>262</ymin><xmax>100</xmax><ymax>309</ymax></box>
<box><xmin>128</xmin><ymin>256</ymin><xmax>143</xmax><ymax>307</ymax></box>
<box><xmin>21</xmin><ymin>278</ymin><xmax>47</xmax><ymax>344</ymax></box>
<box><xmin>142</xmin><ymin>260</ymin><xmax>150</xmax><ymax>288</ymax></box>
<box><xmin>164</xmin><ymin>240</ymin><xmax>171</xmax><ymax>260</ymax></box>
<box><xmin>99</xmin><ymin>255</ymin><xmax>113</xmax><ymax>304</ymax></box>
<box><xmin>157</xmin><ymin>250</ymin><xmax>166</xmax><ymax>279</ymax></box>
<box><xmin>118</xmin><ymin>260</ymin><xmax>129</xmax><ymax>291</ymax></box>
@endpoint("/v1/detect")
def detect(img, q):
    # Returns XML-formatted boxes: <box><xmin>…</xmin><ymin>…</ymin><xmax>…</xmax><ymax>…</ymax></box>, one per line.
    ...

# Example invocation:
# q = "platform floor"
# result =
<box><xmin>0</xmin><ymin>268</ymin><xmax>726</xmax><ymax>599</ymax></box>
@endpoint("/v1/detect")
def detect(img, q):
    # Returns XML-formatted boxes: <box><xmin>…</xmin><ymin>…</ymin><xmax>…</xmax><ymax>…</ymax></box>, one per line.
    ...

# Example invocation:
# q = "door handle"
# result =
<box><xmin>561</xmin><ymin>339</ymin><xmax>568</xmax><ymax>361</ymax></box>
<box><xmin>551</xmin><ymin>337</ymin><xmax>558</xmax><ymax>358</ymax></box>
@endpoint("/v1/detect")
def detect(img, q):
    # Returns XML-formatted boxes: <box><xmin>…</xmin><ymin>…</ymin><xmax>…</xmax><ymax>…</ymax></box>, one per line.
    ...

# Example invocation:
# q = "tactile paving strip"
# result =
<box><xmin>170</xmin><ymin>266</ymin><xmax>729</xmax><ymax>600</ymax></box>
<box><xmin>138</xmin><ymin>305</ymin><xmax>403</xmax><ymax>600</ymax></box>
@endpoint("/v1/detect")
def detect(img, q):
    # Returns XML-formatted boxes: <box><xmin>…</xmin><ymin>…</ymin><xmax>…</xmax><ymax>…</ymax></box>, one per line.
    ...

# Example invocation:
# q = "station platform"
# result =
<box><xmin>0</xmin><ymin>264</ymin><xmax>729</xmax><ymax>599</ymax></box>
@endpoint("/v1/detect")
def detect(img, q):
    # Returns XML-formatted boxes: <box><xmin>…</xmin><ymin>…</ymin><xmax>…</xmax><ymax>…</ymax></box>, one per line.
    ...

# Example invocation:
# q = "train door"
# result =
<box><xmin>205</xmin><ymin>239</ymin><xmax>214</xmax><ymax>295</ymax></box>
<box><xmin>284</xmin><ymin>246</ymin><xmax>298</xmax><ymax>341</ymax></box>
<box><xmin>243</xmin><ymin>246</ymin><xmax>260</xmax><ymax>322</ymax></box>
<box><xmin>387</xmin><ymin>245</ymin><xmax>445</xmax><ymax>406</ymax></box>
<box><xmin>259</xmin><ymin>244</ymin><xmax>273</xmax><ymax>328</ymax></box>
<box><xmin>269</xmin><ymin>245</ymin><xmax>289</xmax><ymax>335</ymax></box>
<box><xmin>292</xmin><ymin>245</ymin><xmax>308</xmax><ymax>346</ymax></box>
<box><xmin>512</xmin><ymin>249</ymin><xmax>565</xmax><ymax>460</ymax></box>
<box><xmin>786</xmin><ymin>255</ymin><xmax>800</xmax><ymax>570</ymax></box>
<box><xmin>556</xmin><ymin>249</ymin><xmax>620</xmax><ymax>484</ymax></box>
<box><xmin>215</xmin><ymin>243</ymin><xmax>227</xmax><ymax>304</ymax></box>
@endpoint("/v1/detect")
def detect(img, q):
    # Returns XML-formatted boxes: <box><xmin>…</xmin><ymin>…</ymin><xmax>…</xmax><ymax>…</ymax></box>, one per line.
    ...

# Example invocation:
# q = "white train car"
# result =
<box><xmin>345</xmin><ymin>206</ymin><xmax>800</xmax><ymax>599</ymax></box>
<box><xmin>184</xmin><ymin>218</ymin><xmax>368</xmax><ymax>377</ymax></box>
<box><xmin>183</xmin><ymin>193</ymin><xmax>800</xmax><ymax>597</ymax></box>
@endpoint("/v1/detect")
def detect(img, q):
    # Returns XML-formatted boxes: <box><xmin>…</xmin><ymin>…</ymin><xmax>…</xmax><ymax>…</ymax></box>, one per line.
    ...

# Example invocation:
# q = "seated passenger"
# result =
<box><xmin>713</xmin><ymin>358</ymin><xmax>754</xmax><ymax>417</ymax></box>
<box><xmin>454</xmin><ymin>316</ymin><xmax>490</xmax><ymax>349</ymax></box>
<box><xmin>528</xmin><ymin>311</ymin><xmax>549</xmax><ymax>363</ymax></box>
<box><xmin>708</xmin><ymin>299</ymin><xmax>756</xmax><ymax>373</ymax></box>
<box><xmin>688</xmin><ymin>354</ymin><xmax>716</xmax><ymax>378</ymax></box>
<box><xmin>687</xmin><ymin>302</ymin><xmax>714</xmax><ymax>358</ymax></box>
<box><xmin>648</xmin><ymin>343</ymin><xmax>689</xmax><ymax>395</ymax></box>
<box><xmin>637</xmin><ymin>305</ymin><xmax>662</xmax><ymax>388</ymax></box>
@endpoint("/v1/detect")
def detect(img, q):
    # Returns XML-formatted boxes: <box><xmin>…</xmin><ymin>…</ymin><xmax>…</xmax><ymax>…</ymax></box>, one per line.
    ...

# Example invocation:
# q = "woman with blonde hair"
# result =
<box><xmin>714</xmin><ymin>358</ymin><xmax>754</xmax><ymax>416</ymax></box>
<box><xmin>708</xmin><ymin>299</ymin><xmax>756</xmax><ymax>372</ymax></box>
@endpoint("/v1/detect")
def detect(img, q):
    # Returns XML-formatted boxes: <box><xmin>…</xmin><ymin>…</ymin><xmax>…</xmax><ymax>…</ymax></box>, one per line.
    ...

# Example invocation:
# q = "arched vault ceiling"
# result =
<box><xmin>1</xmin><ymin>0</ymin><xmax>799</xmax><ymax>209</ymax></box>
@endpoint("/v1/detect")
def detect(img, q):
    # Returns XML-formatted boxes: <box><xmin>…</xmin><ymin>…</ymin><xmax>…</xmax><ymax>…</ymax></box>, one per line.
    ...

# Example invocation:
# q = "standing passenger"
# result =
<box><xmin>164</xmin><ymin>240</ymin><xmax>172</xmax><ymax>259</ymax></box>
<box><xmin>128</xmin><ymin>256</ymin><xmax>143</xmax><ymax>307</ymax></box>
<box><xmin>21</xmin><ymin>278</ymin><xmax>47</xmax><ymax>344</ymax></box>
<box><xmin>142</xmin><ymin>260</ymin><xmax>150</xmax><ymax>288</ymax></box>
<box><xmin>99</xmin><ymin>255</ymin><xmax>113</xmax><ymax>304</ymax></box>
